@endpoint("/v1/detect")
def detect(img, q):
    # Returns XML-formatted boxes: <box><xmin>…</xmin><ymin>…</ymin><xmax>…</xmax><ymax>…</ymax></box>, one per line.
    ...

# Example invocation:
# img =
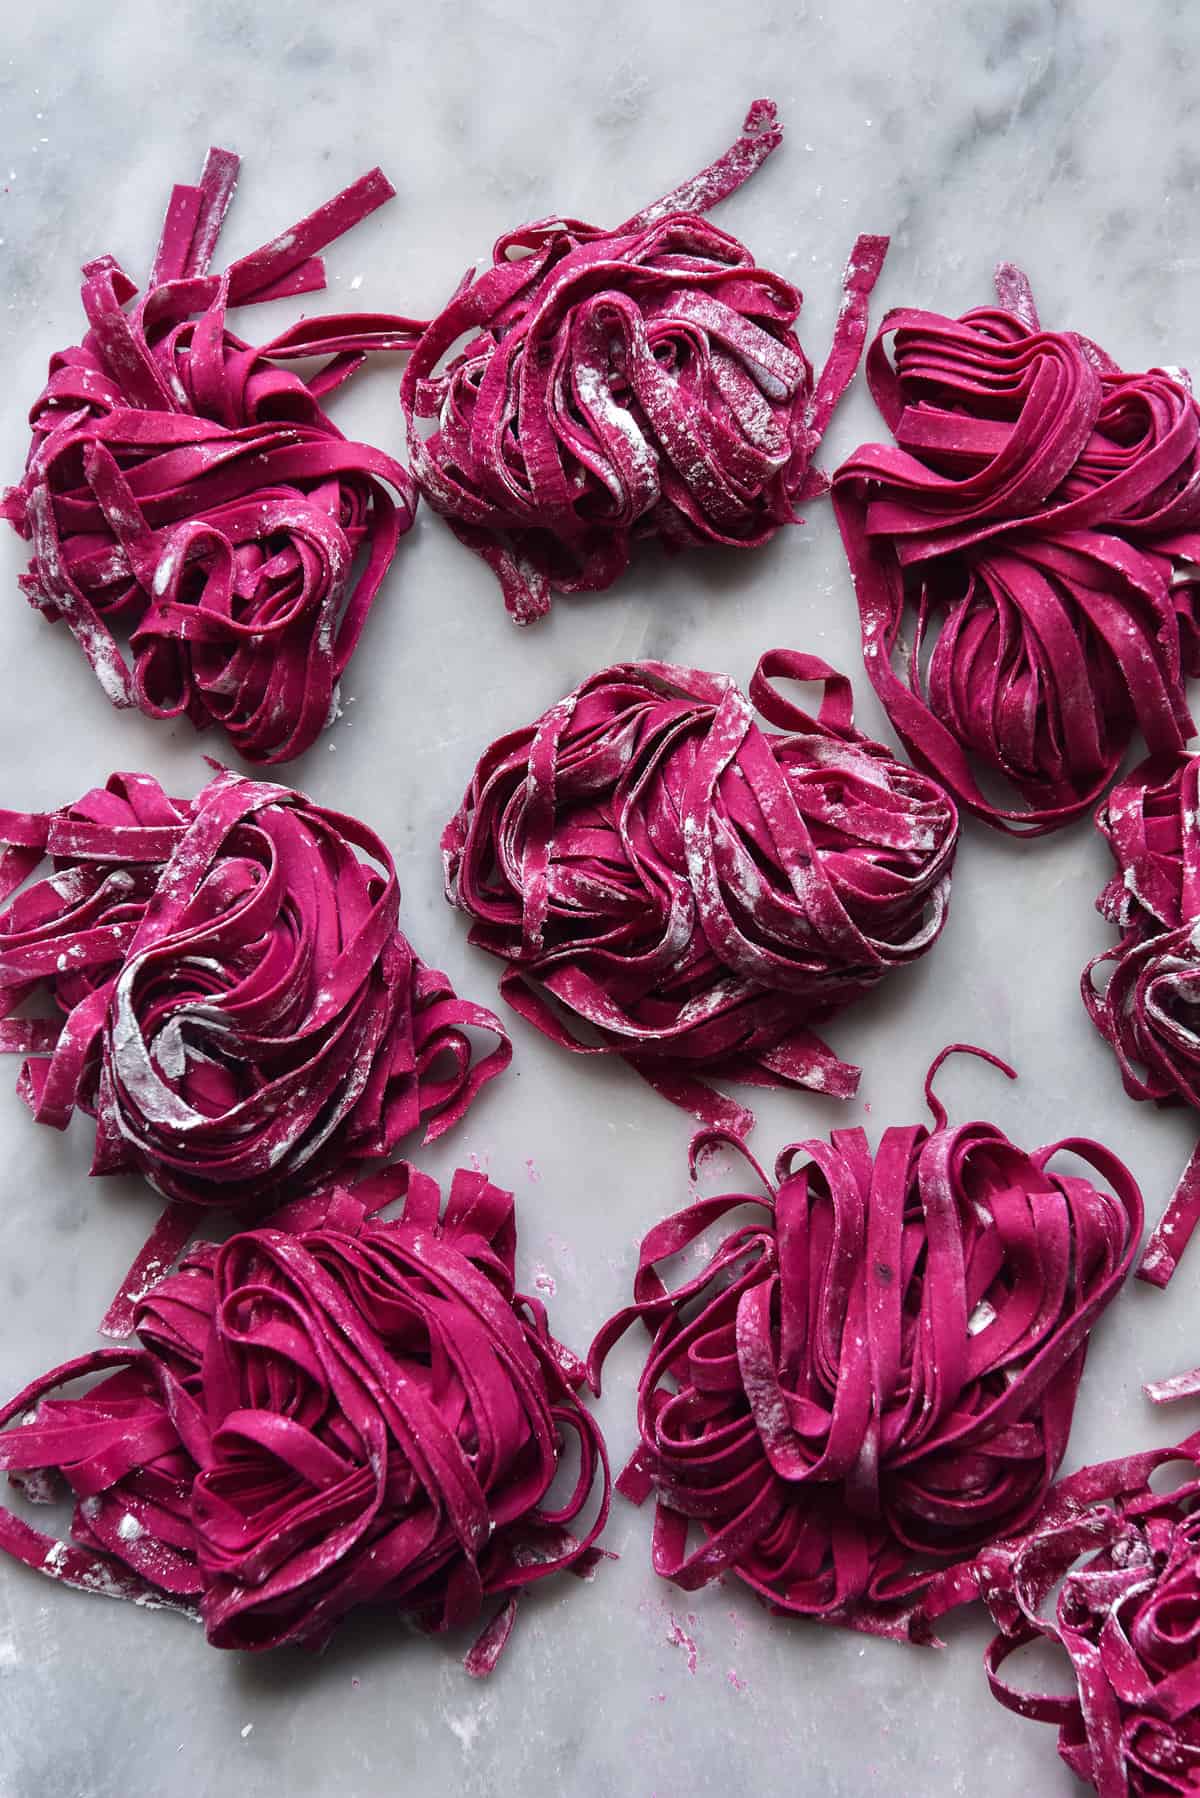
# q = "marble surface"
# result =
<box><xmin>1</xmin><ymin>2</ymin><xmax>1199</xmax><ymax>1793</ymax></box>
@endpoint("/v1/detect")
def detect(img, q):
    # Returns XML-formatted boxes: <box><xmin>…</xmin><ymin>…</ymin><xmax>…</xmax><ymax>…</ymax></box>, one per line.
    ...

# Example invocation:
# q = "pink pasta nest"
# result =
<box><xmin>401</xmin><ymin>99</ymin><xmax>887</xmax><ymax>623</ymax></box>
<box><xmin>927</xmin><ymin>1401</ymin><xmax>1200</xmax><ymax>1795</ymax></box>
<box><xmin>2</xmin><ymin>148</ymin><xmax>422</xmax><ymax>763</ymax></box>
<box><xmin>442</xmin><ymin>649</ymin><xmax>959</xmax><ymax>1133</ymax></box>
<box><xmin>0</xmin><ymin>767</ymin><xmax>510</xmax><ymax>1333</ymax></box>
<box><xmin>0</xmin><ymin>1163</ymin><xmax>610</xmax><ymax>1672</ymax></box>
<box><xmin>589</xmin><ymin>1047</ymin><xmax>1143</xmax><ymax>1639</ymax></box>
<box><xmin>833</xmin><ymin>265</ymin><xmax>1200</xmax><ymax>834</ymax></box>
<box><xmin>1085</xmin><ymin>749</ymin><xmax>1200</xmax><ymax>1289</ymax></box>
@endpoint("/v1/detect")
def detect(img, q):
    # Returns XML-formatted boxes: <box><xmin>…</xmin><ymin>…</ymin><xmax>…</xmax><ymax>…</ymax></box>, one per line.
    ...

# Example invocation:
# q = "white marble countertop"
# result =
<box><xmin>2</xmin><ymin>3</ymin><xmax>1199</xmax><ymax>1794</ymax></box>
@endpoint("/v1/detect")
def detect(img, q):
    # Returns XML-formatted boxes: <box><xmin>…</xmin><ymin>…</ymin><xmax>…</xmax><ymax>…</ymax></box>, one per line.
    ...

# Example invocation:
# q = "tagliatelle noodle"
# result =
<box><xmin>833</xmin><ymin>265</ymin><xmax>1200</xmax><ymax>834</ymax></box>
<box><xmin>1083</xmin><ymin>748</ymin><xmax>1200</xmax><ymax>1289</ymax></box>
<box><xmin>0</xmin><ymin>768</ymin><xmax>510</xmax><ymax>1334</ymax></box>
<box><xmin>401</xmin><ymin>99</ymin><xmax>888</xmax><ymax>623</ymax></box>
<box><xmin>2</xmin><ymin>148</ymin><xmax>423</xmax><ymax>762</ymax></box>
<box><xmin>0</xmin><ymin>1164</ymin><xmax>609</xmax><ymax>1674</ymax></box>
<box><xmin>925</xmin><ymin>1397</ymin><xmax>1200</xmax><ymax>1796</ymax></box>
<box><xmin>443</xmin><ymin>649</ymin><xmax>959</xmax><ymax>1134</ymax></box>
<box><xmin>588</xmin><ymin>1046</ymin><xmax>1143</xmax><ymax>1638</ymax></box>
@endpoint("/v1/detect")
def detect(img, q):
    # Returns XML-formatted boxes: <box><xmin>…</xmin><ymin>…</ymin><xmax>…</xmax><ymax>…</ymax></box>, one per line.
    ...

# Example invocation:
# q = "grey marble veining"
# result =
<box><xmin>1</xmin><ymin>2</ymin><xmax>1199</xmax><ymax>1794</ymax></box>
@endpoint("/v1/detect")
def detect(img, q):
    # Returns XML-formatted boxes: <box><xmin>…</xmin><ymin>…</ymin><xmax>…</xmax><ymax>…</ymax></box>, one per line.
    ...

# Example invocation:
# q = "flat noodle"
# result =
<box><xmin>832</xmin><ymin>269</ymin><xmax>1200</xmax><ymax>835</ymax></box>
<box><xmin>589</xmin><ymin>1046</ymin><xmax>1143</xmax><ymax>1638</ymax></box>
<box><xmin>926</xmin><ymin>1410</ymin><xmax>1200</xmax><ymax>1795</ymax></box>
<box><xmin>1</xmin><ymin>149</ymin><xmax>423</xmax><ymax>763</ymax></box>
<box><xmin>0</xmin><ymin>768</ymin><xmax>510</xmax><ymax>1329</ymax></box>
<box><xmin>1084</xmin><ymin>749</ymin><xmax>1200</xmax><ymax>1289</ymax></box>
<box><xmin>0</xmin><ymin>1165</ymin><xmax>609</xmax><ymax>1673</ymax></box>
<box><xmin>401</xmin><ymin>100</ymin><xmax>887</xmax><ymax>622</ymax></box>
<box><xmin>442</xmin><ymin>649</ymin><xmax>959</xmax><ymax>1133</ymax></box>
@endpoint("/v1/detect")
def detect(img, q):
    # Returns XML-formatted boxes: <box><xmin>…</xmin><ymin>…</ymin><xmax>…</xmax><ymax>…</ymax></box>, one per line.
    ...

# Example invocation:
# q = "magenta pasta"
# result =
<box><xmin>833</xmin><ymin>265</ymin><xmax>1200</xmax><ymax>834</ymax></box>
<box><xmin>2</xmin><ymin>148</ymin><xmax>422</xmax><ymax>762</ymax></box>
<box><xmin>443</xmin><ymin>649</ymin><xmax>958</xmax><ymax>1132</ymax></box>
<box><xmin>589</xmin><ymin>1047</ymin><xmax>1143</xmax><ymax>1638</ymax></box>
<box><xmin>927</xmin><ymin>1409</ymin><xmax>1200</xmax><ymax>1794</ymax></box>
<box><xmin>1084</xmin><ymin>749</ymin><xmax>1200</xmax><ymax>1288</ymax></box>
<box><xmin>0</xmin><ymin>768</ymin><xmax>510</xmax><ymax>1331</ymax></box>
<box><xmin>0</xmin><ymin>1164</ymin><xmax>609</xmax><ymax>1673</ymax></box>
<box><xmin>402</xmin><ymin>99</ymin><xmax>887</xmax><ymax>622</ymax></box>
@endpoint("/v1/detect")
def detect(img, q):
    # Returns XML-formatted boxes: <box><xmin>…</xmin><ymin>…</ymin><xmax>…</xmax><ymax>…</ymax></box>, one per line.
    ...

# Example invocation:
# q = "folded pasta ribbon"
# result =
<box><xmin>402</xmin><ymin>99</ymin><xmax>888</xmax><ymax>622</ymax></box>
<box><xmin>1084</xmin><ymin>749</ymin><xmax>1200</xmax><ymax>1289</ymax></box>
<box><xmin>0</xmin><ymin>1164</ymin><xmax>609</xmax><ymax>1673</ymax></box>
<box><xmin>2</xmin><ymin>148</ymin><xmax>423</xmax><ymax>762</ymax></box>
<box><xmin>925</xmin><ymin>1398</ymin><xmax>1200</xmax><ymax>1795</ymax></box>
<box><xmin>833</xmin><ymin>265</ymin><xmax>1200</xmax><ymax>834</ymax></box>
<box><xmin>443</xmin><ymin>649</ymin><xmax>958</xmax><ymax>1134</ymax></box>
<box><xmin>0</xmin><ymin>768</ymin><xmax>510</xmax><ymax>1333</ymax></box>
<box><xmin>589</xmin><ymin>1045</ymin><xmax>1143</xmax><ymax>1639</ymax></box>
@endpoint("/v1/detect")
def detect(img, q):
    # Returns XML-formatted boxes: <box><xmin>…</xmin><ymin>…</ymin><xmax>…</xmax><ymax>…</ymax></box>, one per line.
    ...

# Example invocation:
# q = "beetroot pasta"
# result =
<box><xmin>833</xmin><ymin>264</ymin><xmax>1200</xmax><ymax>835</ymax></box>
<box><xmin>588</xmin><ymin>1046</ymin><xmax>1143</xmax><ymax>1638</ymax></box>
<box><xmin>926</xmin><ymin>1412</ymin><xmax>1200</xmax><ymax>1795</ymax></box>
<box><xmin>2</xmin><ymin>147</ymin><xmax>422</xmax><ymax>763</ymax></box>
<box><xmin>0</xmin><ymin>767</ymin><xmax>510</xmax><ymax>1332</ymax></box>
<box><xmin>1084</xmin><ymin>749</ymin><xmax>1200</xmax><ymax>1289</ymax></box>
<box><xmin>0</xmin><ymin>1163</ymin><xmax>609</xmax><ymax>1673</ymax></box>
<box><xmin>442</xmin><ymin>649</ymin><xmax>958</xmax><ymax>1134</ymax></box>
<box><xmin>401</xmin><ymin>99</ymin><xmax>887</xmax><ymax>623</ymax></box>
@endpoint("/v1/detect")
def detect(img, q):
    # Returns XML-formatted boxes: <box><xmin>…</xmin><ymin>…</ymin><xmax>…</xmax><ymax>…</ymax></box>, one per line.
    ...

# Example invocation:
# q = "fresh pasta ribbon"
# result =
<box><xmin>2</xmin><ymin>149</ymin><xmax>423</xmax><ymax>762</ymax></box>
<box><xmin>401</xmin><ymin>100</ymin><xmax>887</xmax><ymax>622</ymax></box>
<box><xmin>0</xmin><ymin>1165</ymin><xmax>609</xmax><ymax>1673</ymax></box>
<box><xmin>443</xmin><ymin>649</ymin><xmax>958</xmax><ymax>1133</ymax></box>
<box><xmin>590</xmin><ymin>1046</ymin><xmax>1143</xmax><ymax>1638</ymax></box>
<box><xmin>833</xmin><ymin>268</ymin><xmax>1200</xmax><ymax>834</ymax></box>
<box><xmin>1085</xmin><ymin>749</ymin><xmax>1200</xmax><ymax>1288</ymax></box>
<box><xmin>0</xmin><ymin>768</ymin><xmax>511</xmax><ymax>1331</ymax></box>
<box><xmin>926</xmin><ymin>1406</ymin><xmax>1200</xmax><ymax>1795</ymax></box>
